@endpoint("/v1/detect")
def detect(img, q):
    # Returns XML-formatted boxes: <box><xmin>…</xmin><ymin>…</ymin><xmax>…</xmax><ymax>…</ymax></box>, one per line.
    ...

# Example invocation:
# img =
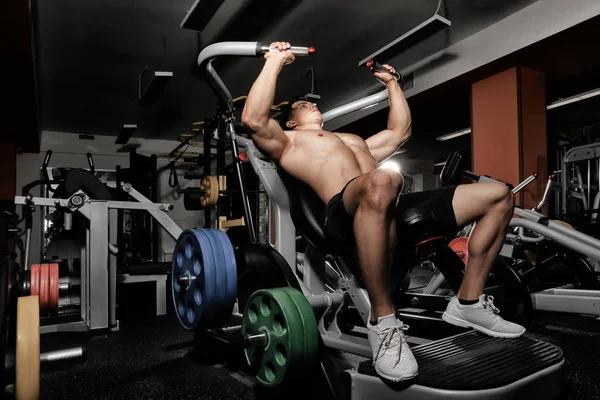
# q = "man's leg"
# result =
<box><xmin>442</xmin><ymin>182</ymin><xmax>525</xmax><ymax>338</ymax></box>
<box><xmin>452</xmin><ymin>183</ymin><xmax>514</xmax><ymax>299</ymax></box>
<box><xmin>340</xmin><ymin>169</ymin><xmax>402</xmax><ymax>320</ymax></box>
<box><xmin>339</xmin><ymin>169</ymin><xmax>418</xmax><ymax>382</ymax></box>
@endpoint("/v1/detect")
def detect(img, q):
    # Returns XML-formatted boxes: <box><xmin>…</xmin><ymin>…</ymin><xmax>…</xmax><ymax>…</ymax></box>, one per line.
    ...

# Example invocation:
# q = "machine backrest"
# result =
<box><xmin>279</xmin><ymin>172</ymin><xmax>334</xmax><ymax>254</ymax></box>
<box><xmin>54</xmin><ymin>169</ymin><xmax>114</xmax><ymax>201</ymax></box>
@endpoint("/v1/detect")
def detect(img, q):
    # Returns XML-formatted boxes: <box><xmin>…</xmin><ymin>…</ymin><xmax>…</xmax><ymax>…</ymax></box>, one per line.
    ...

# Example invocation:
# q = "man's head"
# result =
<box><xmin>278</xmin><ymin>95</ymin><xmax>323</xmax><ymax>130</ymax></box>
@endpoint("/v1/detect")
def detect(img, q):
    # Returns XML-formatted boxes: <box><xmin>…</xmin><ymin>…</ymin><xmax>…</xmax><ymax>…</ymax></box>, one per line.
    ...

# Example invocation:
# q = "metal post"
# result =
<box><xmin>228</xmin><ymin>121</ymin><xmax>257</xmax><ymax>242</ymax></box>
<box><xmin>88</xmin><ymin>201</ymin><xmax>110</xmax><ymax>331</ymax></box>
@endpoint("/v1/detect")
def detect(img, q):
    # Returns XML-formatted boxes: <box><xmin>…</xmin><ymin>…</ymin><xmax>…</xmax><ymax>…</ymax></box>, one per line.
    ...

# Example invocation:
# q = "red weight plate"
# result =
<box><xmin>30</xmin><ymin>264</ymin><xmax>40</xmax><ymax>297</ymax></box>
<box><xmin>49</xmin><ymin>263</ymin><xmax>59</xmax><ymax>312</ymax></box>
<box><xmin>449</xmin><ymin>237</ymin><xmax>469</xmax><ymax>266</ymax></box>
<box><xmin>39</xmin><ymin>264</ymin><xmax>49</xmax><ymax>313</ymax></box>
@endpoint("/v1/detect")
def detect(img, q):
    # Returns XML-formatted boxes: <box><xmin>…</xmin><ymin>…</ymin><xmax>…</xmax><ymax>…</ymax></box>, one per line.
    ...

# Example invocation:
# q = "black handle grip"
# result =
<box><xmin>365</xmin><ymin>60</ymin><xmax>404</xmax><ymax>87</ymax></box>
<box><xmin>86</xmin><ymin>153</ymin><xmax>95</xmax><ymax>174</ymax></box>
<box><xmin>42</xmin><ymin>150</ymin><xmax>52</xmax><ymax>169</ymax></box>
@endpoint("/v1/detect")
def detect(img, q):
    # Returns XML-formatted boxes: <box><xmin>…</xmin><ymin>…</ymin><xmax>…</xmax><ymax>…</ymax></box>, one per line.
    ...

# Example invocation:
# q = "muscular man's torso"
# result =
<box><xmin>278</xmin><ymin>129</ymin><xmax>378</xmax><ymax>203</ymax></box>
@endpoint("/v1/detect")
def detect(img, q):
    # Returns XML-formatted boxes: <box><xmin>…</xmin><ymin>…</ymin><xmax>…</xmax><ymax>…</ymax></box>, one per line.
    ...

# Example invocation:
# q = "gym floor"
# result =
<box><xmin>39</xmin><ymin>300</ymin><xmax>600</xmax><ymax>399</ymax></box>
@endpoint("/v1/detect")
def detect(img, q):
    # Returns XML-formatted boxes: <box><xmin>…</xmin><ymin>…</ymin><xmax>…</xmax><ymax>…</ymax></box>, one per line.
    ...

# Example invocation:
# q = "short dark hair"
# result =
<box><xmin>276</xmin><ymin>95</ymin><xmax>309</xmax><ymax>130</ymax></box>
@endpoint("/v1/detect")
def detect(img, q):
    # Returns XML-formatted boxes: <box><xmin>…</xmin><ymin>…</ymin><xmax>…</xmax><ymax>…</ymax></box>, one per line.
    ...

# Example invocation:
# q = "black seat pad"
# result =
<box><xmin>54</xmin><ymin>169</ymin><xmax>114</xmax><ymax>201</ymax></box>
<box><xmin>280</xmin><ymin>172</ymin><xmax>331</xmax><ymax>253</ymax></box>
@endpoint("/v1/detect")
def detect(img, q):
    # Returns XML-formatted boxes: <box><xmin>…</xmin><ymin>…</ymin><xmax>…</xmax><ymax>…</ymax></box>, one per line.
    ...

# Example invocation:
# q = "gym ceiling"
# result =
<box><xmin>5</xmin><ymin>0</ymin><xmax>600</xmax><ymax>158</ymax></box>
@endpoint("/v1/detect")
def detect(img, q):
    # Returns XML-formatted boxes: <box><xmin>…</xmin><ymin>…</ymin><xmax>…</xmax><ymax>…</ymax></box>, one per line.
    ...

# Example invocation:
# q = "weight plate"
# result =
<box><xmin>210</xmin><ymin>229</ymin><xmax>238</xmax><ymax>324</ymax></box>
<box><xmin>197</xmin><ymin>230</ymin><xmax>229</xmax><ymax>326</ymax></box>
<box><xmin>281</xmin><ymin>287</ymin><xmax>319</xmax><ymax>368</ymax></box>
<box><xmin>16</xmin><ymin>295</ymin><xmax>40</xmax><ymax>400</ymax></box>
<box><xmin>449</xmin><ymin>237</ymin><xmax>469</xmax><ymax>266</ymax></box>
<box><xmin>243</xmin><ymin>287</ymin><xmax>318</xmax><ymax>388</ymax></box>
<box><xmin>208</xmin><ymin>176</ymin><xmax>219</xmax><ymax>206</ymax></box>
<box><xmin>39</xmin><ymin>264</ymin><xmax>49</xmax><ymax>313</ymax></box>
<box><xmin>172</xmin><ymin>229</ymin><xmax>217</xmax><ymax>331</ymax></box>
<box><xmin>553</xmin><ymin>220</ymin><xmax>575</xmax><ymax>230</ymax></box>
<box><xmin>30</xmin><ymin>264</ymin><xmax>40</xmax><ymax>297</ymax></box>
<box><xmin>49</xmin><ymin>263</ymin><xmax>59</xmax><ymax>312</ymax></box>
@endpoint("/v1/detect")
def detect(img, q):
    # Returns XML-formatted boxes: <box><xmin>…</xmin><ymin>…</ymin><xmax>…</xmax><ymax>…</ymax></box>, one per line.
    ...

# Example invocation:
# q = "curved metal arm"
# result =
<box><xmin>197</xmin><ymin>42</ymin><xmax>314</xmax><ymax>114</ymax></box>
<box><xmin>508</xmin><ymin>218</ymin><xmax>600</xmax><ymax>260</ymax></box>
<box><xmin>322</xmin><ymin>88</ymin><xmax>389</xmax><ymax>123</ymax></box>
<box><xmin>198</xmin><ymin>42</ymin><xmax>261</xmax><ymax>113</ymax></box>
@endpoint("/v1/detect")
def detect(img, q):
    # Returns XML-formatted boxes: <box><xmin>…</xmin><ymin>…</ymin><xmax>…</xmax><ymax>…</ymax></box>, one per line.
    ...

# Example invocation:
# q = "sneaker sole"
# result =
<box><xmin>374</xmin><ymin>365</ymin><xmax>419</xmax><ymax>383</ymax></box>
<box><xmin>441</xmin><ymin>312</ymin><xmax>525</xmax><ymax>338</ymax></box>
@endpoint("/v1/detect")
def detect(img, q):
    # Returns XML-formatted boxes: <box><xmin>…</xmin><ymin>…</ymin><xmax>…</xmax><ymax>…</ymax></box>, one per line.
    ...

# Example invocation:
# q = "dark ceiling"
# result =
<box><xmin>340</xmin><ymin>14</ymin><xmax>600</xmax><ymax>163</ymax></box>
<box><xmin>34</xmin><ymin>0</ymin><xmax>540</xmax><ymax>142</ymax></box>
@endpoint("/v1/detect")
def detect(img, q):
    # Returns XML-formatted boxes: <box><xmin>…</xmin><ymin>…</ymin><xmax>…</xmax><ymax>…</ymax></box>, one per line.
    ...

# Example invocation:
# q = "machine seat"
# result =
<box><xmin>280</xmin><ymin>172</ymin><xmax>447</xmax><ymax>252</ymax></box>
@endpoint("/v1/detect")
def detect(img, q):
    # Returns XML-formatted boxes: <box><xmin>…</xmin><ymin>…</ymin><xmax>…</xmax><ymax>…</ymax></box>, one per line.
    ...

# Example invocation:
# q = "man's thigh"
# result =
<box><xmin>452</xmin><ymin>183</ymin><xmax>511</xmax><ymax>227</ymax></box>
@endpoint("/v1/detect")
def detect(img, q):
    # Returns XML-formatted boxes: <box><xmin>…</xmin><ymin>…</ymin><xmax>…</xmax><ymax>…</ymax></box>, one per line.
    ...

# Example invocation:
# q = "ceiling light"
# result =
<box><xmin>436</xmin><ymin>128</ymin><xmax>471</xmax><ymax>141</ymax></box>
<box><xmin>547</xmin><ymin>88</ymin><xmax>600</xmax><ymax>110</ymax></box>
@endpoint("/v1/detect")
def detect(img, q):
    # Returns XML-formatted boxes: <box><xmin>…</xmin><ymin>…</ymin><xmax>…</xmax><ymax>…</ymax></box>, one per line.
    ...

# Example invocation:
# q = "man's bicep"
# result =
<box><xmin>250</xmin><ymin>119</ymin><xmax>291</xmax><ymax>161</ymax></box>
<box><xmin>366</xmin><ymin>129</ymin><xmax>406</xmax><ymax>162</ymax></box>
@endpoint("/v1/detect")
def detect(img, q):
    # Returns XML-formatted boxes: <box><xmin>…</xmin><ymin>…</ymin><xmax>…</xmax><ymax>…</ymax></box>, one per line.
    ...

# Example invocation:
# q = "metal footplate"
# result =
<box><xmin>348</xmin><ymin>331</ymin><xmax>564</xmax><ymax>400</ymax></box>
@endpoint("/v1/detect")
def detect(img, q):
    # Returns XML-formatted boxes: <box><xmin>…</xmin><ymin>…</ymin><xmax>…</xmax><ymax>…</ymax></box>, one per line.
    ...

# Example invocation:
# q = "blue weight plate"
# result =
<box><xmin>197</xmin><ymin>229</ymin><xmax>229</xmax><ymax>328</ymax></box>
<box><xmin>212</xmin><ymin>229</ymin><xmax>237</xmax><ymax>316</ymax></box>
<box><xmin>171</xmin><ymin>229</ymin><xmax>217</xmax><ymax>330</ymax></box>
<box><xmin>204</xmin><ymin>229</ymin><xmax>237</xmax><ymax>326</ymax></box>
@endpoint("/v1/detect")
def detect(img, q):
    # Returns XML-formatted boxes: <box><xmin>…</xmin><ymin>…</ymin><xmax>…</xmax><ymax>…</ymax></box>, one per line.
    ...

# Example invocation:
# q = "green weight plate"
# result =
<box><xmin>242</xmin><ymin>287</ymin><xmax>318</xmax><ymax>388</ymax></box>
<box><xmin>280</xmin><ymin>287</ymin><xmax>319</xmax><ymax>368</ymax></box>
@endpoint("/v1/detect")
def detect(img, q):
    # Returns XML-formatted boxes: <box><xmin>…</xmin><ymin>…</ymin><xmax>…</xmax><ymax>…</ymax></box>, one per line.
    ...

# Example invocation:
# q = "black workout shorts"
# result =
<box><xmin>323</xmin><ymin>180</ymin><xmax>459</xmax><ymax>245</ymax></box>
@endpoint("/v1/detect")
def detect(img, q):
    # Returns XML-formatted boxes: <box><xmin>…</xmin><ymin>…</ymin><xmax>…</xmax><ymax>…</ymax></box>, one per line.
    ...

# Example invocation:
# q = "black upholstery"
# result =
<box><xmin>54</xmin><ymin>169</ymin><xmax>114</xmax><ymax>201</ymax></box>
<box><xmin>279</xmin><ymin>172</ymin><xmax>331</xmax><ymax>253</ymax></box>
<box><xmin>398</xmin><ymin>207</ymin><xmax>446</xmax><ymax>247</ymax></box>
<box><xmin>280</xmin><ymin>172</ymin><xmax>448</xmax><ymax>252</ymax></box>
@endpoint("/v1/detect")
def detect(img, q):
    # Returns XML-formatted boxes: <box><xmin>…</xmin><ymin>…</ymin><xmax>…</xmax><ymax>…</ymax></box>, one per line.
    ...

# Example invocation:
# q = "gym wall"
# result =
<box><xmin>16</xmin><ymin>131</ymin><xmax>204</xmax><ymax>266</ymax></box>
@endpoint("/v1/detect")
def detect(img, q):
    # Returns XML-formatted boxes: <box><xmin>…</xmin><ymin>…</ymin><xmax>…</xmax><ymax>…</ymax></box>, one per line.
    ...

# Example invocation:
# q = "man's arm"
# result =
<box><xmin>366</xmin><ymin>71</ymin><xmax>412</xmax><ymax>163</ymax></box>
<box><xmin>241</xmin><ymin>43</ymin><xmax>294</xmax><ymax>162</ymax></box>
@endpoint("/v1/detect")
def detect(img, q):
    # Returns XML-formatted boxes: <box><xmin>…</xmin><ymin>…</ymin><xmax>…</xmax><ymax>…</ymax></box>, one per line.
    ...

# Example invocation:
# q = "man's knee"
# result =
<box><xmin>359</xmin><ymin>170</ymin><xmax>403</xmax><ymax>211</ymax></box>
<box><xmin>490</xmin><ymin>184</ymin><xmax>514</xmax><ymax>214</ymax></box>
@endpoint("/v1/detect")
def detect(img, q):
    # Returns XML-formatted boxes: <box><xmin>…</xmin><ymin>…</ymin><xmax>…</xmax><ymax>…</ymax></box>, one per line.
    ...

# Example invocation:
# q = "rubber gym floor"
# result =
<box><xmin>39</xmin><ymin>284</ymin><xmax>600</xmax><ymax>400</ymax></box>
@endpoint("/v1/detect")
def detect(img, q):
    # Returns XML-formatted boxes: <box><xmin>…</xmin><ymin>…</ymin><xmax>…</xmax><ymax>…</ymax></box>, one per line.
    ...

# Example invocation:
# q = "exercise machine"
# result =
<box><xmin>0</xmin><ymin>204</ymin><xmax>86</xmax><ymax>399</ymax></box>
<box><xmin>16</xmin><ymin>152</ymin><xmax>182</xmax><ymax>335</ymax></box>
<box><xmin>441</xmin><ymin>152</ymin><xmax>600</xmax><ymax>318</ymax></box>
<box><xmin>169</xmin><ymin>41</ymin><xmax>565</xmax><ymax>399</ymax></box>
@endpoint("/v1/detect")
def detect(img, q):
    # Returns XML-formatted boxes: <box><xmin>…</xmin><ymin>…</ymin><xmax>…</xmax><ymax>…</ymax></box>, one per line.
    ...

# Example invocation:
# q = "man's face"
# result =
<box><xmin>286</xmin><ymin>100</ymin><xmax>323</xmax><ymax>129</ymax></box>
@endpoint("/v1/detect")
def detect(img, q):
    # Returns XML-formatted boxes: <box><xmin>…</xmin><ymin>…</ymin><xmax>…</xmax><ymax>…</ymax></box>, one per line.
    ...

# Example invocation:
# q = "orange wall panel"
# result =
<box><xmin>519</xmin><ymin>67</ymin><xmax>547</xmax><ymax>210</ymax></box>
<box><xmin>471</xmin><ymin>68</ymin><xmax>521</xmax><ymax>202</ymax></box>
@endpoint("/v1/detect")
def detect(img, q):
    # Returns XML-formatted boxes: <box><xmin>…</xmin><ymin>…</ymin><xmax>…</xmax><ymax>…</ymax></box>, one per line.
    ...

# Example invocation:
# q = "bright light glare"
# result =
<box><xmin>380</xmin><ymin>160</ymin><xmax>401</xmax><ymax>173</ymax></box>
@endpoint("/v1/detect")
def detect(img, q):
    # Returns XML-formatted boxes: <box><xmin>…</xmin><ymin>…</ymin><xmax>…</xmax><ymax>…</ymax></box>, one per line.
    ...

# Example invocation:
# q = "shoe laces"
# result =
<box><xmin>374</xmin><ymin>322</ymin><xmax>410</xmax><ymax>367</ymax></box>
<box><xmin>483</xmin><ymin>295</ymin><xmax>500</xmax><ymax>315</ymax></box>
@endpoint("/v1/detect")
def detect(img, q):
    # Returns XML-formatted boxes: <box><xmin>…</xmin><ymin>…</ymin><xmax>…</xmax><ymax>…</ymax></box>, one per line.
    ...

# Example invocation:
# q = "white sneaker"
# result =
<box><xmin>442</xmin><ymin>294</ymin><xmax>526</xmax><ymax>338</ymax></box>
<box><xmin>367</xmin><ymin>314</ymin><xmax>419</xmax><ymax>382</ymax></box>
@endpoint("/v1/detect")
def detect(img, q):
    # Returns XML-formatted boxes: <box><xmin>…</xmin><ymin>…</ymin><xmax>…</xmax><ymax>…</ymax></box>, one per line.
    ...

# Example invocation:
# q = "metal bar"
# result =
<box><xmin>322</xmin><ymin>88</ymin><xmax>389</xmax><ymax>123</ymax></box>
<box><xmin>321</xmin><ymin>332</ymin><xmax>372</xmax><ymax>358</ymax></box>
<box><xmin>228</xmin><ymin>122</ymin><xmax>257</xmax><ymax>242</ymax></box>
<box><xmin>88</xmin><ymin>202</ymin><xmax>110</xmax><ymax>331</ymax></box>
<box><xmin>531</xmin><ymin>289</ymin><xmax>600</xmax><ymax>316</ymax></box>
<box><xmin>508</xmin><ymin>218</ymin><xmax>600</xmax><ymax>260</ymax></box>
<box><xmin>40</xmin><ymin>321</ymin><xmax>89</xmax><ymax>335</ymax></box>
<box><xmin>514</xmin><ymin>207</ymin><xmax>600</xmax><ymax>250</ymax></box>
<box><xmin>119</xmin><ymin>188</ymin><xmax>182</xmax><ymax>239</ymax></box>
<box><xmin>107</xmin><ymin>200</ymin><xmax>172</xmax><ymax>211</ymax></box>
<box><xmin>40</xmin><ymin>347</ymin><xmax>86</xmax><ymax>364</ymax></box>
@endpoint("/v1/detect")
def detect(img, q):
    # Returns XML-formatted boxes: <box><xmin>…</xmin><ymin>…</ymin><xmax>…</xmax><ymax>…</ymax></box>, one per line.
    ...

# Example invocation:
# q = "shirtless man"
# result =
<box><xmin>241</xmin><ymin>42</ymin><xmax>525</xmax><ymax>382</ymax></box>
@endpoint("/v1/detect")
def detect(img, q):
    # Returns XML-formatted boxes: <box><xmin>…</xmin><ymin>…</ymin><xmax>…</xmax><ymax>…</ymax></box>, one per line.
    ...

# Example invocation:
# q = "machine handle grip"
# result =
<box><xmin>365</xmin><ymin>59</ymin><xmax>403</xmax><ymax>84</ymax></box>
<box><xmin>86</xmin><ymin>153</ymin><xmax>95</xmax><ymax>174</ymax></box>
<box><xmin>258</xmin><ymin>44</ymin><xmax>316</xmax><ymax>56</ymax></box>
<box><xmin>42</xmin><ymin>150</ymin><xmax>52</xmax><ymax>169</ymax></box>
